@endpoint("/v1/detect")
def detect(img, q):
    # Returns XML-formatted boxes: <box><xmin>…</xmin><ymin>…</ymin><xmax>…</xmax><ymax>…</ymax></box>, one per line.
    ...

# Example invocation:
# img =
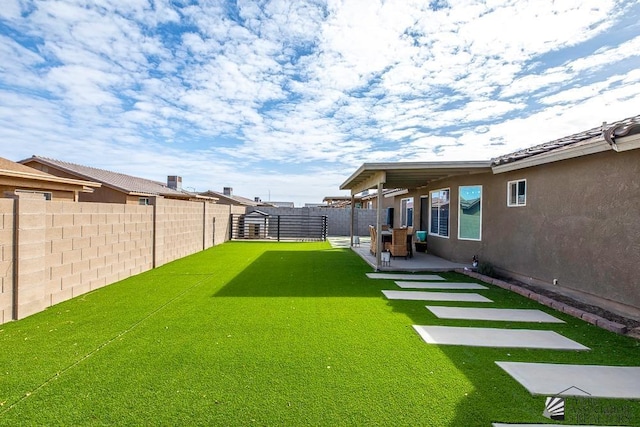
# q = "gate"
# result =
<box><xmin>230</xmin><ymin>213</ymin><xmax>328</xmax><ymax>241</ymax></box>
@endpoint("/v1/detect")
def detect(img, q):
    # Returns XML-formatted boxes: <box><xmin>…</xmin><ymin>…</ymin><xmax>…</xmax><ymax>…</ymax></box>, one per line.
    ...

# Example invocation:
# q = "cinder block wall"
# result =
<box><xmin>44</xmin><ymin>201</ymin><xmax>154</xmax><ymax>311</ymax></box>
<box><xmin>206</xmin><ymin>204</ymin><xmax>245</xmax><ymax>246</ymax></box>
<box><xmin>154</xmin><ymin>198</ymin><xmax>206</xmax><ymax>267</ymax></box>
<box><xmin>0</xmin><ymin>198</ymin><xmax>244</xmax><ymax>324</ymax></box>
<box><xmin>0</xmin><ymin>199</ymin><xmax>14</xmax><ymax>324</ymax></box>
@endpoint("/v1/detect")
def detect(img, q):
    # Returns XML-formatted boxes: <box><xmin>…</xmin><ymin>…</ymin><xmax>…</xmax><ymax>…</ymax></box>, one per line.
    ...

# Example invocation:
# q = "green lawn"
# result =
<box><xmin>0</xmin><ymin>241</ymin><xmax>638</xmax><ymax>426</ymax></box>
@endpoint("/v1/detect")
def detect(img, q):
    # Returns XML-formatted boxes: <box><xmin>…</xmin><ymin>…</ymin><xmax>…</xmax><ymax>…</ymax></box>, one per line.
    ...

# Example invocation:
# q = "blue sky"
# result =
<box><xmin>1</xmin><ymin>0</ymin><xmax>639</xmax><ymax>206</ymax></box>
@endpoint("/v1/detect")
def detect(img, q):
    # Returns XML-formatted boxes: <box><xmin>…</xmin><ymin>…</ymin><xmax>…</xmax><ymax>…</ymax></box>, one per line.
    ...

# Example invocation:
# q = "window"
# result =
<box><xmin>458</xmin><ymin>185</ymin><xmax>482</xmax><ymax>240</ymax></box>
<box><xmin>139</xmin><ymin>197</ymin><xmax>151</xmax><ymax>205</ymax></box>
<box><xmin>400</xmin><ymin>197</ymin><xmax>414</xmax><ymax>227</ymax></box>
<box><xmin>507</xmin><ymin>179</ymin><xmax>526</xmax><ymax>207</ymax></box>
<box><xmin>15</xmin><ymin>189</ymin><xmax>52</xmax><ymax>200</ymax></box>
<box><xmin>429</xmin><ymin>189</ymin><xmax>449</xmax><ymax>237</ymax></box>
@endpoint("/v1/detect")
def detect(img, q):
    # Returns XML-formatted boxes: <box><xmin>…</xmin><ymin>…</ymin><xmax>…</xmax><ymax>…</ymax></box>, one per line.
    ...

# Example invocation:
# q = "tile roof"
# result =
<box><xmin>1</xmin><ymin>156</ymin><xmax>54</xmax><ymax>177</ymax></box>
<box><xmin>200</xmin><ymin>190</ymin><xmax>263</xmax><ymax>206</ymax></box>
<box><xmin>1</xmin><ymin>156</ymin><xmax>100</xmax><ymax>188</ymax></box>
<box><xmin>492</xmin><ymin>114</ymin><xmax>640</xmax><ymax>166</ymax></box>
<box><xmin>22</xmin><ymin>156</ymin><xmax>190</xmax><ymax>197</ymax></box>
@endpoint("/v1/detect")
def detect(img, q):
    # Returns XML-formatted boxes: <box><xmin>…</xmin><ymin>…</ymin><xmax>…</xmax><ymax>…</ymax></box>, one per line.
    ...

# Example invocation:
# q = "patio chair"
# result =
<box><xmin>390</xmin><ymin>228</ymin><xmax>408</xmax><ymax>259</ymax></box>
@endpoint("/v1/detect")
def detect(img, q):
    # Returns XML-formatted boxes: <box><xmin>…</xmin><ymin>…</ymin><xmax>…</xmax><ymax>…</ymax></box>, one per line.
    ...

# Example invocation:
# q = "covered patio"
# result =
<box><xmin>339</xmin><ymin>161</ymin><xmax>492</xmax><ymax>271</ymax></box>
<box><xmin>351</xmin><ymin>238</ymin><xmax>468</xmax><ymax>271</ymax></box>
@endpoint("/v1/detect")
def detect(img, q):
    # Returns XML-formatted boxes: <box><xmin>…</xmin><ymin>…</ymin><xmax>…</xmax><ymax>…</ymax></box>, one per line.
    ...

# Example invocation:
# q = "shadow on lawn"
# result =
<box><xmin>213</xmin><ymin>249</ymin><xmax>382</xmax><ymax>298</ymax></box>
<box><xmin>212</xmin><ymin>247</ymin><xmax>640</xmax><ymax>425</ymax></box>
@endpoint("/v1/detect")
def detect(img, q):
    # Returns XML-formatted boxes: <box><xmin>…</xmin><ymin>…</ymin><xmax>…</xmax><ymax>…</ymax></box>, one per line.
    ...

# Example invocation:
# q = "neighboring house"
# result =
<box><xmin>269</xmin><ymin>201</ymin><xmax>295</xmax><ymax>208</ymax></box>
<box><xmin>322</xmin><ymin>196</ymin><xmax>360</xmax><ymax>208</ymax></box>
<box><xmin>340</xmin><ymin>114</ymin><xmax>640</xmax><ymax>320</ymax></box>
<box><xmin>20</xmin><ymin>156</ymin><xmax>208</xmax><ymax>204</ymax></box>
<box><xmin>200</xmin><ymin>187</ymin><xmax>272</xmax><ymax>207</ymax></box>
<box><xmin>361</xmin><ymin>189</ymin><xmax>398</xmax><ymax>211</ymax></box>
<box><xmin>1</xmin><ymin>156</ymin><xmax>100</xmax><ymax>201</ymax></box>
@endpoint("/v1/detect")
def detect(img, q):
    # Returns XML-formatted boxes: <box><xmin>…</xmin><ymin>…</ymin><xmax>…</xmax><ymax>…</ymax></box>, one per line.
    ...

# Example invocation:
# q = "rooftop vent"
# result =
<box><xmin>223</xmin><ymin>187</ymin><xmax>233</xmax><ymax>196</ymax></box>
<box><xmin>167</xmin><ymin>176</ymin><xmax>182</xmax><ymax>191</ymax></box>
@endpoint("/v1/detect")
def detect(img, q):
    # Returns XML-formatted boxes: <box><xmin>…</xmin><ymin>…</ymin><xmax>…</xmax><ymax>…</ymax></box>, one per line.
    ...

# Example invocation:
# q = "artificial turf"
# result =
<box><xmin>0</xmin><ymin>241</ymin><xmax>638</xmax><ymax>426</ymax></box>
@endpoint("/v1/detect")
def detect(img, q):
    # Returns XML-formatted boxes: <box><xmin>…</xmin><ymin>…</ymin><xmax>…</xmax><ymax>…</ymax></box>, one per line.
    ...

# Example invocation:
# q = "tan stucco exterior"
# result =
<box><xmin>396</xmin><ymin>148</ymin><xmax>640</xmax><ymax>319</ymax></box>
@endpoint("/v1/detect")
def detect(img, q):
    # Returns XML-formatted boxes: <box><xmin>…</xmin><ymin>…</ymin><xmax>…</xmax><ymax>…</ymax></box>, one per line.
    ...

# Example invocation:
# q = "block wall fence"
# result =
<box><xmin>0</xmin><ymin>197</ymin><xmax>245</xmax><ymax>324</ymax></box>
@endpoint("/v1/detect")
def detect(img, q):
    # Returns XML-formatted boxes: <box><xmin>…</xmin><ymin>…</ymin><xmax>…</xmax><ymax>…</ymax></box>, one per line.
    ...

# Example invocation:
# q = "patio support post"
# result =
<box><xmin>350</xmin><ymin>194</ymin><xmax>355</xmax><ymax>246</ymax></box>
<box><xmin>376</xmin><ymin>181</ymin><xmax>383</xmax><ymax>270</ymax></box>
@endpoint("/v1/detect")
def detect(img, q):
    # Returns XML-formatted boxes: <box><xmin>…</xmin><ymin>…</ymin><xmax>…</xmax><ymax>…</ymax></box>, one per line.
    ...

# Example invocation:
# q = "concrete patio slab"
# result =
<box><xmin>367</xmin><ymin>273</ymin><xmax>444</xmax><ymax>280</ymax></box>
<box><xmin>413</xmin><ymin>326</ymin><xmax>590</xmax><ymax>350</ymax></box>
<box><xmin>382</xmin><ymin>290</ymin><xmax>492</xmax><ymax>302</ymax></box>
<box><xmin>396</xmin><ymin>281</ymin><xmax>488</xmax><ymax>289</ymax></box>
<box><xmin>496</xmin><ymin>362</ymin><xmax>640</xmax><ymax>399</ymax></box>
<box><xmin>354</xmin><ymin>244</ymin><xmax>469</xmax><ymax>272</ymax></box>
<box><xmin>426</xmin><ymin>306</ymin><xmax>565</xmax><ymax>323</ymax></box>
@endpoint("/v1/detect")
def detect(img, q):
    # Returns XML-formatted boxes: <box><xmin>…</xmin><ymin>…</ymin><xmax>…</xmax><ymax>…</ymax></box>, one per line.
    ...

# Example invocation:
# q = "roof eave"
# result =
<box><xmin>340</xmin><ymin>161</ymin><xmax>493</xmax><ymax>193</ymax></box>
<box><xmin>0</xmin><ymin>169</ymin><xmax>102</xmax><ymax>188</ymax></box>
<box><xmin>491</xmin><ymin>134</ymin><xmax>640</xmax><ymax>174</ymax></box>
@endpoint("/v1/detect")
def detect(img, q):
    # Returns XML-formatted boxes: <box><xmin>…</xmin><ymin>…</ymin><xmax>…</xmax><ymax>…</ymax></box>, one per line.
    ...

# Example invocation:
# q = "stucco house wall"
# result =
<box><xmin>413</xmin><ymin>148</ymin><xmax>640</xmax><ymax>317</ymax></box>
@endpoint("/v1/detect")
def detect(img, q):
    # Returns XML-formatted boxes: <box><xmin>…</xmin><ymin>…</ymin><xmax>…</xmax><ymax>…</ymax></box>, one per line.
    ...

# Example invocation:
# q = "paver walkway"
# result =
<box><xmin>371</xmin><ymin>270</ymin><xmax>639</xmax><ymax>423</ymax></box>
<box><xmin>413</xmin><ymin>325</ymin><xmax>589</xmax><ymax>350</ymax></box>
<box><xmin>382</xmin><ymin>290</ymin><xmax>492</xmax><ymax>302</ymax></box>
<box><xmin>367</xmin><ymin>273</ymin><xmax>444</xmax><ymax>280</ymax></box>
<box><xmin>395</xmin><ymin>281</ymin><xmax>488</xmax><ymax>289</ymax></box>
<box><xmin>496</xmin><ymin>362</ymin><xmax>640</xmax><ymax>399</ymax></box>
<box><xmin>426</xmin><ymin>306</ymin><xmax>564</xmax><ymax>323</ymax></box>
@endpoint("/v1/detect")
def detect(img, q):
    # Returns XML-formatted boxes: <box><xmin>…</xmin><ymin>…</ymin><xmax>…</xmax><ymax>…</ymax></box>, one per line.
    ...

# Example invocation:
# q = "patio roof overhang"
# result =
<box><xmin>339</xmin><ymin>161</ymin><xmax>493</xmax><ymax>194</ymax></box>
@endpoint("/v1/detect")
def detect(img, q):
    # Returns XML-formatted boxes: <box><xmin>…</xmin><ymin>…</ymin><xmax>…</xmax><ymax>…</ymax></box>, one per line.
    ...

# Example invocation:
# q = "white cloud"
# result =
<box><xmin>0</xmin><ymin>0</ymin><xmax>639</xmax><ymax>205</ymax></box>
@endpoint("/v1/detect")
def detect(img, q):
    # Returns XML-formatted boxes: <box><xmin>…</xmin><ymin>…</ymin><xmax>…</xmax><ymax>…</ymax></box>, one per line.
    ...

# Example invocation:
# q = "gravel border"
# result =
<box><xmin>457</xmin><ymin>269</ymin><xmax>640</xmax><ymax>338</ymax></box>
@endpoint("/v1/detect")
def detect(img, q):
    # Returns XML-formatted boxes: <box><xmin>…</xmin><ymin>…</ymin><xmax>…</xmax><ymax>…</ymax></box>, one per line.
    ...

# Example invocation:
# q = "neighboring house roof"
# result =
<box><xmin>1</xmin><ymin>156</ymin><xmax>100</xmax><ymax>191</ymax></box>
<box><xmin>20</xmin><ymin>156</ymin><xmax>194</xmax><ymax>199</ymax></box>
<box><xmin>492</xmin><ymin>114</ymin><xmax>640</xmax><ymax>166</ymax></box>
<box><xmin>360</xmin><ymin>189</ymin><xmax>399</xmax><ymax>200</ymax></box>
<box><xmin>246</xmin><ymin>210</ymin><xmax>269</xmax><ymax>216</ymax></box>
<box><xmin>200</xmin><ymin>190</ymin><xmax>271</xmax><ymax>207</ymax></box>
<box><xmin>269</xmin><ymin>201</ymin><xmax>295</xmax><ymax>208</ymax></box>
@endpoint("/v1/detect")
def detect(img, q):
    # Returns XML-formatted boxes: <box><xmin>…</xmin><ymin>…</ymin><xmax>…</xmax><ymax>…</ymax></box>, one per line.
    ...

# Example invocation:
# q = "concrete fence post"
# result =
<box><xmin>13</xmin><ymin>196</ymin><xmax>47</xmax><ymax>320</ymax></box>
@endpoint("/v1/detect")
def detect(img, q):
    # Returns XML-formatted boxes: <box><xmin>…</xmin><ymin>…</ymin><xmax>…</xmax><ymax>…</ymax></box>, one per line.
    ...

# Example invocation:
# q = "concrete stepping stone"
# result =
<box><xmin>426</xmin><ymin>306</ymin><xmax>564</xmax><ymax>323</ymax></box>
<box><xmin>413</xmin><ymin>326</ymin><xmax>589</xmax><ymax>350</ymax></box>
<box><xmin>395</xmin><ymin>281</ymin><xmax>487</xmax><ymax>290</ymax></box>
<box><xmin>367</xmin><ymin>273</ymin><xmax>444</xmax><ymax>281</ymax></box>
<box><xmin>382</xmin><ymin>290</ymin><xmax>492</xmax><ymax>302</ymax></box>
<box><xmin>496</xmin><ymin>362</ymin><xmax>640</xmax><ymax>398</ymax></box>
